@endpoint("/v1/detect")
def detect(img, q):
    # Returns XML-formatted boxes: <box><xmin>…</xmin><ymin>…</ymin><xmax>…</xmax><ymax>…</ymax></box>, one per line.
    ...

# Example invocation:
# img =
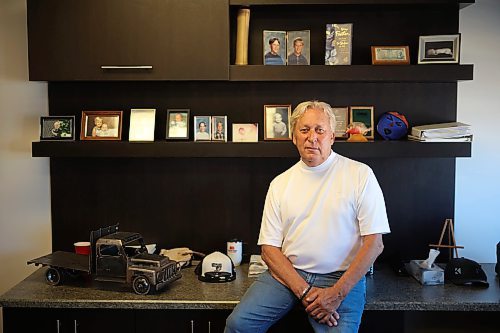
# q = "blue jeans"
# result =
<box><xmin>225</xmin><ymin>269</ymin><xmax>366</xmax><ymax>333</ymax></box>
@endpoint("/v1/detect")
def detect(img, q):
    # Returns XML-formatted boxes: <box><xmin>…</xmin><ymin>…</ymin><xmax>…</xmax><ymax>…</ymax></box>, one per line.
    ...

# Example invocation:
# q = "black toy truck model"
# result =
<box><xmin>28</xmin><ymin>224</ymin><xmax>181</xmax><ymax>295</ymax></box>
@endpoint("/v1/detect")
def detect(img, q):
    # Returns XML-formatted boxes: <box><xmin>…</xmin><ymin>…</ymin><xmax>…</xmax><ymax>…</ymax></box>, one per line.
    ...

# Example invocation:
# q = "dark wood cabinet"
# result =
<box><xmin>3</xmin><ymin>308</ymin><xmax>135</xmax><ymax>333</ymax></box>
<box><xmin>21</xmin><ymin>1</ymin><xmax>477</xmax><ymax>332</ymax></box>
<box><xmin>136</xmin><ymin>309</ymin><xmax>230</xmax><ymax>333</ymax></box>
<box><xmin>27</xmin><ymin>0</ymin><xmax>229</xmax><ymax>81</ymax></box>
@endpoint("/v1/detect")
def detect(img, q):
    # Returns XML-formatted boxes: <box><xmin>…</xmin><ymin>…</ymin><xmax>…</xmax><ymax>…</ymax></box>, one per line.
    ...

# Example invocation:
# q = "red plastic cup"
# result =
<box><xmin>74</xmin><ymin>241</ymin><xmax>91</xmax><ymax>255</ymax></box>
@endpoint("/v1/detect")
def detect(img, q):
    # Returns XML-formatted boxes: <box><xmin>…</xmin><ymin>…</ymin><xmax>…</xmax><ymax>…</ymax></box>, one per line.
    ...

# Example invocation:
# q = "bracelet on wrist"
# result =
<box><xmin>299</xmin><ymin>284</ymin><xmax>312</xmax><ymax>301</ymax></box>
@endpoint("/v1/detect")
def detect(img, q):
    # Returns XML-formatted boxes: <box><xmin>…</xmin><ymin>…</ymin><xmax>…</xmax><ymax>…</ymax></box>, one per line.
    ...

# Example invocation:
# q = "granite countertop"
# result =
<box><xmin>1</xmin><ymin>263</ymin><xmax>498</xmax><ymax>311</ymax></box>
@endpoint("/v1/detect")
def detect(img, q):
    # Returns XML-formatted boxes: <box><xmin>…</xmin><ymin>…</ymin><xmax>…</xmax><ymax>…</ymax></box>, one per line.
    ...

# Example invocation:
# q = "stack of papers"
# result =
<box><xmin>248</xmin><ymin>255</ymin><xmax>268</xmax><ymax>277</ymax></box>
<box><xmin>408</xmin><ymin>122</ymin><xmax>473</xmax><ymax>142</ymax></box>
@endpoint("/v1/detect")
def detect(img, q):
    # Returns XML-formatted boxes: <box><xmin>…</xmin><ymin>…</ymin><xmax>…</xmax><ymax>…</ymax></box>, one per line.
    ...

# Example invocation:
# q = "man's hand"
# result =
<box><xmin>302</xmin><ymin>286</ymin><xmax>342</xmax><ymax>327</ymax></box>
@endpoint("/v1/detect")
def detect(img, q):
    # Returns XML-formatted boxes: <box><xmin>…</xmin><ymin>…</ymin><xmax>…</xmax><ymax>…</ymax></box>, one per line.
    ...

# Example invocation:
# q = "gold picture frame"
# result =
<box><xmin>80</xmin><ymin>111</ymin><xmax>123</xmax><ymax>141</ymax></box>
<box><xmin>264</xmin><ymin>105</ymin><xmax>292</xmax><ymax>140</ymax></box>
<box><xmin>371</xmin><ymin>46</ymin><xmax>410</xmax><ymax>65</ymax></box>
<box><xmin>349</xmin><ymin>106</ymin><xmax>374</xmax><ymax>140</ymax></box>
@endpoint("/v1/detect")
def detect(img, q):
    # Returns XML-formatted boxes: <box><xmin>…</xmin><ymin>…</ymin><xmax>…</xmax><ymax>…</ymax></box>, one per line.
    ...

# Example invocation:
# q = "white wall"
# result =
<box><xmin>0</xmin><ymin>0</ymin><xmax>51</xmax><ymax>331</ymax></box>
<box><xmin>457</xmin><ymin>0</ymin><xmax>500</xmax><ymax>263</ymax></box>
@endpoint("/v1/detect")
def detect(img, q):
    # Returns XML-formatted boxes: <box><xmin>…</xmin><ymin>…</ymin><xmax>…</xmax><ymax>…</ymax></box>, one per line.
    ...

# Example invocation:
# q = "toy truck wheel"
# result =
<box><xmin>132</xmin><ymin>275</ymin><xmax>151</xmax><ymax>295</ymax></box>
<box><xmin>46</xmin><ymin>267</ymin><xmax>63</xmax><ymax>286</ymax></box>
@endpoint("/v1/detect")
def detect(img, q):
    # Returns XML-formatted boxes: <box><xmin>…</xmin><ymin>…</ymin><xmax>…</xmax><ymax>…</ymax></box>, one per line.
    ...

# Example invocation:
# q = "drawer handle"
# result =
<box><xmin>101</xmin><ymin>66</ymin><xmax>153</xmax><ymax>69</ymax></box>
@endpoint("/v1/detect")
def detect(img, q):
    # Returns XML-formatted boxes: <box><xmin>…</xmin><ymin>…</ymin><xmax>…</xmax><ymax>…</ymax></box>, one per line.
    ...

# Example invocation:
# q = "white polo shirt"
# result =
<box><xmin>258</xmin><ymin>151</ymin><xmax>390</xmax><ymax>274</ymax></box>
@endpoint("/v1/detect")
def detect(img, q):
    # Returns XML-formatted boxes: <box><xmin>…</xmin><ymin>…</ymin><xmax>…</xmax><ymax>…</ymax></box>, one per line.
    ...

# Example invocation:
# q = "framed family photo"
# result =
<box><xmin>371</xmin><ymin>46</ymin><xmax>410</xmax><ymax>65</ymax></box>
<box><xmin>332</xmin><ymin>107</ymin><xmax>349</xmax><ymax>139</ymax></box>
<box><xmin>129</xmin><ymin>108</ymin><xmax>156</xmax><ymax>142</ymax></box>
<box><xmin>194</xmin><ymin>116</ymin><xmax>211</xmax><ymax>141</ymax></box>
<box><xmin>264</xmin><ymin>104</ymin><xmax>291</xmax><ymax>141</ymax></box>
<box><xmin>80</xmin><ymin>111</ymin><xmax>123</xmax><ymax>141</ymax></box>
<box><xmin>212</xmin><ymin>116</ymin><xmax>227</xmax><ymax>142</ymax></box>
<box><xmin>418</xmin><ymin>34</ymin><xmax>460</xmax><ymax>64</ymax></box>
<box><xmin>286</xmin><ymin>30</ymin><xmax>310</xmax><ymax>65</ymax></box>
<box><xmin>263</xmin><ymin>30</ymin><xmax>286</xmax><ymax>65</ymax></box>
<box><xmin>232</xmin><ymin>123</ymin><xmax>259</xmax><ymax>143</ymax></box>
<box><xmin>40</xmin><ymin>116</ymin><xmax>75</xmax><ymax>141</ymax></box>
<box><xmin>166</xmin><ymin>109</ymin><xmax>190</xmax><ymax>140</ymax></box>
<box><xmin>349</xmin><ymin>106</ymin><xmax>374</xmax><ymax>140</ymax></box>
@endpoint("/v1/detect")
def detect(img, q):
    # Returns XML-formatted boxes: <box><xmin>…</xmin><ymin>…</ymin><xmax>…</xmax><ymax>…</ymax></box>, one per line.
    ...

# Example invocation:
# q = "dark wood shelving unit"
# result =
<box><xmin>32</xmin><ymin>141</ymin><xmax>471</xmax><ymax>158</ymax></box>
<box><xmin>229</xmin><ymin>65</ymin><xmax>474</xmax><ymax>82</ymax></box>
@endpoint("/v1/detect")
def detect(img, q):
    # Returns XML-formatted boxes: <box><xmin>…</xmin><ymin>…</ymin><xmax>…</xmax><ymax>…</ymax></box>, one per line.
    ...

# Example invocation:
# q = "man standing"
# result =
<box><xmin>288</xmin><ymin>37</ymin><xmax>308</xmax><ymax>65</ymax></box>
<box><xmin>225</xmin><ymin>101</ymin><xmax>390</xmax><ymax>333</ymax></box>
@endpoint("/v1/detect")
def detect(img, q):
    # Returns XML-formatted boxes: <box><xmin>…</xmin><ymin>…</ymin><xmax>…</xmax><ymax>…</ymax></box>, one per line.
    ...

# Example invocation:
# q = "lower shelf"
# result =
<box><xmin>31</xmin><ymin>141</ymin><xmax>472</xmax><ymax>158</ymax></box>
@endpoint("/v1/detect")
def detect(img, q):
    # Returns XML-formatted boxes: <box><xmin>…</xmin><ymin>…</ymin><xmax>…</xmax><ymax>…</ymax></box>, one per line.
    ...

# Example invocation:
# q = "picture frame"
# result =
<box><xmin>286</xmin><ymin>30</ymin><xmax>310</xmax><ymax>65</ymax></box>
<box><xmin>371</xmin><ymin>46</ymin><xmax>410</xmax><ymax>65</ymax></box>
<box><xmin>40</xmin><ymin>116</ymin><xmax>75</xmax><ymax>141</ymax></box>
<box><xmin>194</xmin><ymin>116</ymin><xmax>211</xmax><ymax>141</ymax></box>
<box><xmin>232</xmin><ymin>123</ymin><xmax>258</xmax><ymax>143</ymax></box>
<box><xmin>212</xmin><ymin>116</ymin><xmax>228</xmax><ymax>142</ymax></box>
<box><xmin>349</xmin><ymin>106</ymin><xmax>374</xmax><ymax>140</ymax></box>
<box><xmin>418</xmin><ymin>34</ymin><xmax>460</xmax><ymax>64</ymax></box>
<box><xmin>264</xmin><ymin>104</ymin><xmax>292</xmax><ymax>141</ymax></box>
<box><xmin>263</xmin><ymin>30</ymin><xmax>286</xmax><ymax>65</ymax></box>
<box><xmin>166</xmin><ymin>109</ymin><xmax>190</xmax><ymax>140</ymax></box>
<box><xmin>129</xmin><ymin>108</ymin><xmax>156</xmax><ymax>142</ymax></box>
<box><xmin>80</xmin><ymin>111</ymin><xmax>123</xmax><ymax>141</ymax></box>
<box><xmin>332</xmin><ymin>107</ymin><xmax>349</xmax><ymax>139</ymax></box>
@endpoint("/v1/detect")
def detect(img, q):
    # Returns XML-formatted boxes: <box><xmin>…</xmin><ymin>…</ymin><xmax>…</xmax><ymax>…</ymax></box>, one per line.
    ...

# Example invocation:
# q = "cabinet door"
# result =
<box><xmin>2</xmin><ymin>308</ymin><xmax>135</xmax><ymax>333</ymax></box>
<box><xmin>136</xmin><ymin>309</ymin><xmax>230</xmax><ymax>333</ymax></box>
<box><xmin>27</xmin><ymin>0</ymin><xmax>229</xmax><ymax>81</ymax></box>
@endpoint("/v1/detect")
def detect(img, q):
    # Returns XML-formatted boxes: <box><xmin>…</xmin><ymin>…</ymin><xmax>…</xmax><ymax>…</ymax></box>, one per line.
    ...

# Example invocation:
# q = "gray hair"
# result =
<box><xmin>290</xmin><ymin>100</ymin><xmax>337</xmax><ymax>133</ymax></box>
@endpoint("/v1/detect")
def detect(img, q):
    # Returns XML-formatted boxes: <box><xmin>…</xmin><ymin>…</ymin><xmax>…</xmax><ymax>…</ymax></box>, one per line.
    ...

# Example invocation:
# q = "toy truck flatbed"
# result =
<box><xmin>28</xmin><ymin>224</ymin><xmax>181</xmax><ymax>295</ymax></box>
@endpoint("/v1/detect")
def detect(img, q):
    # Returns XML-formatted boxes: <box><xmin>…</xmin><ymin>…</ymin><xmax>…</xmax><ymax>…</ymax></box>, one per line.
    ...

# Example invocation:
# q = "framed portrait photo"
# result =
<box><xmin>80</xmin><ymin>111</ymin><xmax>123</xmax><ymax>141</ymax></box>
<box><xmin>129</xmin><ymin>108</ymin><xmax>156</xmax><ymax>142</ymax></box>
<box><xmin>232</xmin><ymin>123</ymin><xmax>258</xmax><ymax>143</ymax></box>
<box><xmin>166</xmin><ymin>109</ymin><xmax>190</xmax><ymax>140</ymax></box>
<box><xmin>332</xmin><ymin>107</ymin><xmax>349</xmax><ymax>139</ymax></box>
<box><xmin>371</xmin><ymin>46</ymin><xmax>410</xmax><ymax>65</ymax></box>
<box><xmin>40</xmin><ymin>116</ymin><xmax>75</xmax><ymax>141</ymax></box>
<box><xmin>212</xmin><ymin>116</ymin><xmax>227</xmax><ymax>142</ymax></box>
<box><xmin>418</xmin><ymin>34</ymin><xmax>460</xmax><ymax>64</ymax></box>
<box><xmin>263</xmin><ymin>30</ymin><xmax>286</xmax><ymax>65</ymax></box>
<box><xmin>194</xmin><ymin>116</ymin><xmax>211</xmax><ymax>141</ymax></box>
<box><xmin>349</xmin><ymin>106</ymin><xmax>374</xmax><ymax>140</ymax></box>
<box><xmin>264</xmin><ymin>104</ymin><xmax>291</xmax><ymax>141</ymax></box>
<box><xmin>286</xmin><ymin>30</ymin><xmax>310</xmax><ymax>65</ymax></box>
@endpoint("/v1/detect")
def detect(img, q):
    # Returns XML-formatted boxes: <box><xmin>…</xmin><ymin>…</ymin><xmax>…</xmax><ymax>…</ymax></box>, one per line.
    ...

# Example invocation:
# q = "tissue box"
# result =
<box><xmin>406</xmin><ymin>260</ymin><xmax>444</xmax><ymax>285</ymax></box>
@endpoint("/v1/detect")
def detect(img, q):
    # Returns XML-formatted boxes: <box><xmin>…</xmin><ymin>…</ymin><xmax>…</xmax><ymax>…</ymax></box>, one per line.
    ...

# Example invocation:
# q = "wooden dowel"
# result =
<box><xmin>429</xmin><ymin>244</ymin><xmax>464</xmax><ymax>249</ymax></box>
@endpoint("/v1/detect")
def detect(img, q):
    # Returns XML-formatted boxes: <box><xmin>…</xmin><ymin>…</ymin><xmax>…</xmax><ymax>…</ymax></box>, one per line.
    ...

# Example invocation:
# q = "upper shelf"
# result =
<box><xmin>32</xmin><ymin>141</ymin><xmax>471</xmax><ymax>159</ymax></box>
<box><xmin>229</xmin><ymin>0</ymin><xmax>474</xmax><ymax>8</ymax></box>
<box><xmin>229</xmin><ymin>65</ymin><xmax>474</xmax><ymax>82</ymax></box>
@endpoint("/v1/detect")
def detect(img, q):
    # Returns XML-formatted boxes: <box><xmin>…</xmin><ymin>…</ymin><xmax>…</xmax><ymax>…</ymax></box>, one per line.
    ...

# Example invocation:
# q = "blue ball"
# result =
<box><xmin>376</xmin><ymin>112</ymin><xmax>409</xmax><ymax>140</ymax></box>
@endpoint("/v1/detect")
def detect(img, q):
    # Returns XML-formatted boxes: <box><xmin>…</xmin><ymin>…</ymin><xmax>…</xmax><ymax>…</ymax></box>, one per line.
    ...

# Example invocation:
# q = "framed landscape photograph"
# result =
<box><xmin>332</xmin><ymin>107</ymin><xmax>349</xmax><ymax>139</ymax></box>
<box><xmin>349</xmin><ymin>106</ymin><xmax>374</xmax><ymax>139</ymax></box>
<box><xmin>232</xmin><ymin>123</ymin><xmax>258</xmax><ymax>143</ymax></box>
<box><xmin>80</xmin><ymin>111</ymin><xmax>122</xmax><ymax>141</ymax></box>
<box><xmin>212</xmin><ymin>116</ymin><xmax>227</xmax><ymax>142</ymax></box>
<box><xmin>194</xmin><ymin>116</ymin><xmax>211</xmax><ymax>141</ymax></box>
<box><xmin>166</xmin><ymin>109</ymin><xmax>190</xmax><ymax>140</ymax></box>
<box><xmin>418</xmin><ymin>34</ymin><xmax>460</xmax><ymax>64</ymax></box>
<box><xmin>371</xmin><ymin>46</ymin><xmax>410</xmax><ymax>65</ymax></box>
<box><xmin>40</xmin><ymin>116</ymin><xmax>75</xmax><ymax>141</ymax></box>
<box><xmin>263</xmin><ymin>30</ymin><xmax>286</xmax><ymax>65</ymax></box>
<box><xmin>129</xmin><ymin>108</ymin><xmax>156</xmax><ymax>142</ymax></box>
<box><xmin>264</xmin><ymin>104</ymin><xmax>291</xmax><ymax>140</ymax></box>
<box><xmin>286</xmin><ymin>30</ymin><xmax>310</xmax><ymax>65</ymax></box>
